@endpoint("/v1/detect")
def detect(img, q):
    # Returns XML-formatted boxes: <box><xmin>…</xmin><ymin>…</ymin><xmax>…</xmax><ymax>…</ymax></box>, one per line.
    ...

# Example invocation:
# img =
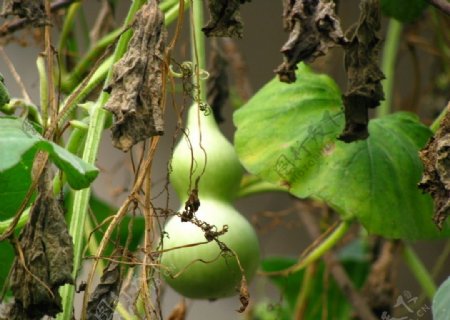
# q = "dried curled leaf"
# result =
<box><xmin>1</xmin><ymin>0</ymin><xmax>48</xmax><ymax>26</ymax></box>
<box><xmin>207</xmin><ymin>44</ymin><xmax>229</xmax><ymax>124</ymax></box>
<box><xmin>167</xmin><ymin>299</ymin><xmax>187</xmax><ymax>320</ymax></box>
<box><xmin>9</xmin><ymin>178</ymin><xmax>73</xmax><ymax>319</ymax></box>
<box><xmin>104</xmin><ymin>2</ymin><xmax>166</xmax><ymax>151</ymax></box>
<box><xmin>339</xmin><ymin>0</ymin><xmax>385</xmax><ymax>143</ymax></box>
<box><xmin>203</xmin><ymin>0</ymin><xmax>250</xmax><ymax>38</ymax></box>
<box><xmin>275</xmin><ymin>0</ymin><xmax>346</xmax><ymax>83</ymax></box>
<box><xmin>237</xmin><ymin>276</ymin><xmax>250</xmax><ymax>313</ymax></box>
<box><xmin>87</xmin><ymin>260</ymin><xmax>122</xmax><ymax>320</ymax></box>
<box><xmin>419</xmin><ymin>103</ymin><xmax>450</xmax><ymax>230</ymax></box>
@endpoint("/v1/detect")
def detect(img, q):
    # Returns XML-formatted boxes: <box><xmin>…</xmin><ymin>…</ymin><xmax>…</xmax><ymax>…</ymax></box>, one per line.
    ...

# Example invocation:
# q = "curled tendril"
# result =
<box><xmin>198</xmin><ymin>102</ymin><xmax>211</xmax><ymax>115</ymax></box>
<box><xmin>169</xmin><ymin>61</ymin><xmax>209</xmax><ymax>80</ymax></box>
<box><xmin>169</xmin><ymin>60</ymin><xmax>211</xmax><ymax>116</ymax></box>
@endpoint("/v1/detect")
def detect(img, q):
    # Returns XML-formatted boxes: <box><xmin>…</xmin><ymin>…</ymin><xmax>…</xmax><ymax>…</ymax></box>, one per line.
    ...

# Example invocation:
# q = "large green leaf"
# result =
<box><xmin>234</xmin><ymin>64</ymin><xmax>449</xmax><ymax>239</ymax></box>
<box><xmin>433</xmin><ymin>276</ymin><xmax>450</xmax><ymax>320</ymax></box>
<box><xmin>381</xmin><ymin>0</ymin><xmax>428</xmax><ymax>23</ymax></box>
<box><xmin>0</xmin><ymin>117</ymin><xmax>99</xmax><ymax>220</ymax></box>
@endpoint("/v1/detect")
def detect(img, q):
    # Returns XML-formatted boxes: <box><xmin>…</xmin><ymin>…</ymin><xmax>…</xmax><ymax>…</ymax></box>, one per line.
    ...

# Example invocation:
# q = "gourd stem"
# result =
<box><xmin>190</xmin><ymin>0</ymin><xmax>207</xmax><ymax>104</ymax></box>
<box><xmin>378</xmin><ymin>19</ymin><xmax>402</xmax><ymax>118</ymax></box>
<box><xmin>402</xmin><ymin>244</ymin><xmax>437</xmax><ymax>300</ymax></box>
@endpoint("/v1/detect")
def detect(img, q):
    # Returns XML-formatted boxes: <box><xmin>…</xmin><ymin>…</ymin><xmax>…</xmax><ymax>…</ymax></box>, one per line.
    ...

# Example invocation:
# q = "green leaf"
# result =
<box><xmin>380</xmin><ymin>0</ymin><xmax>428</xmax><ymax>22</ymax></box>
<box><xmin>0</xmin><ymin>72</ymin><xmax>10</xmax><ymax>108</ymax></box>
<box><xmin>234</xmin><ymin>64</ymin><xmax>449</xmax><ymax>239</ymax></box>
<box><xmin>64</xmin><ymin>192</ymin><xmax>144</xmax><ymax>254</ymax></box>
<box><xmin>0</xmin><ymin>149</ymin><xmax>36</xmax><ymax>221</ymax></box>
<box><xmin>433</xmin><ymin>276</ymin><xmax>450</xmax><ymax>320</ymax></box>
<box><xmin>250</xmin><ymin>301</ymin><xmax>291</xmax><ymax>320</ymax></box>
<box><xmin>0</xmin><ymin>117</ymin><xmax>99</xmax><ymax>220</ymax></box>
<box><xmin>260</xmin><ymin>247</ymin><xmax>369</xmax><ymax>319</ymax></box>
<box><xmin>89</xmin><ymin>194</ymin><xmax>144</xmax><ymax>253</ymax></box>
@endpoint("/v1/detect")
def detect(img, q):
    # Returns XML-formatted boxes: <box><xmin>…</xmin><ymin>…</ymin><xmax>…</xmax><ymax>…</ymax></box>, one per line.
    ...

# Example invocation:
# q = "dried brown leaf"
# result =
<box><xmin>86</xmin><ymin>260</ymin><xmax>122</xmax><ymax>320</ymax></box>
<box><xmin>202</xmin><ymin>0</ymin><xmax>250</xmax><ymax>38</ymax></box>
<box><xmin>275</xmin><ymin>0</ymin><xmax>346</xmax><ymax>83</ymax></box>
<box><xmin>237</xmin><ymin>276</ymin><xmax>250</xmax><ymax>313</ymax></box>
<box><xmin>167</xmin><ymin>299</ymin><xmax>187</xmax><ymax>320</ymax></box>
<box><xmin>339</xmin><ymin>0</ymin><xmax>385</xmax><ymax>143</ymax></box>
<box><xmin>1</xmin><ymin>0</ymin><xmax>48</xmax><ymax>27</ymax></box>
<box><xmin>207</xmin><ymin>44</ymin><xmax>229</xmax><ymax>124</ymax></box>
<box><xmin>9</xmin><ymin>178</ymin><xmax>73</xmax><ymax>319</ymax></box>
<box><xmin>104</xmin><ymin>2</ymin><xmax>166</xmax><ymax>152</ymax></box>
<box><xmin>419</xmin><ymin>103</ymin><xmax>450</xmax><ymax>230</ymax></box>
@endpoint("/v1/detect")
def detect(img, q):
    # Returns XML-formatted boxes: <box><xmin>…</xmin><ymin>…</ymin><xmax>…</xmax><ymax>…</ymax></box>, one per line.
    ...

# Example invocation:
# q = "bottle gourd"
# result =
<box><xmin>161</xmin><ymin>103</ymin><xmax>260</xmax><ymax>299</ymax></box>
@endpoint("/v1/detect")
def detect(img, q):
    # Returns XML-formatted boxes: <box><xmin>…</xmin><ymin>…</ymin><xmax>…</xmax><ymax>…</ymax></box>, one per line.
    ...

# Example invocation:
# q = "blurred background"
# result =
<box><xmin>1</xmin><ymin>1</ymin><xmax>449</xmax><ymax>319</ymax></box>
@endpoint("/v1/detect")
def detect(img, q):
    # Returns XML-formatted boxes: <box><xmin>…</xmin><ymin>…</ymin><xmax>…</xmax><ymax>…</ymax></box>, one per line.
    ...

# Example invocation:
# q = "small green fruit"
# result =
<box><xmin>161</xmin><ymin>199</ymin><xmax>260</xmax><ymax>299</ymax></box>
<box><xmin>169</xmin><ymin>104</ymin><xmax>244</xmax><ymax>203</ymax></box>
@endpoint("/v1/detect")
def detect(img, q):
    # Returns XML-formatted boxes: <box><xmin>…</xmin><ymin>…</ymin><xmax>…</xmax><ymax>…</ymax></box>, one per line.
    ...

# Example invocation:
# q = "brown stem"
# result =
<box><xmin>0</xmin><ymin>0</ymin><xmax>78</xmax><ymax>37</ymax></box>
<box><xmin>426</xmin><ymin>0</ymin><xmax>450</xmax><ymax>16</ymax></box>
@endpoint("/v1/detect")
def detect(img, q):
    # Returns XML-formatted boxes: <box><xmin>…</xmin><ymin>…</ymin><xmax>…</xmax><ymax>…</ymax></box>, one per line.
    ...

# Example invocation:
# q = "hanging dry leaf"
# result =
<box><xmin>86</xmin><ymin>260</ymin><xmax>122</xmax><ymax>320</ymax></box>
<box><xmin>237</xmin><ymin>276</ymin><xmax>250</xmax><ymax>313</ymax></box>
<box><xmin>1</xmin><ymin>0</ymin><xmax>48</xmax><ymax>26</ymax></box>
<box><xmin>275</xmin><ymin>0</ymin><xmax>346</xmax><ymax>83</ymax></box>
<box><xmin>104</xmin><ymin>1</ymin><xmax>166</xmax><ymax>152</ymax></box>
<box><xmin>203</xmin><ymin>0</ymin><xmax>250</xmax><ymax>38</ymax></box>
<box><xmin>9</xmin><ymin>176</ymin><xmax>73</xmax><ymax>319</ymax></box>
<box><xmin>338</xmin><ymin>0</ymin><xmax>385</xmax><ymax>143</ymax></box>
<box><xmin>419</xmin><ymin>103</ymin><xmax>450</xmax><ymax>230</ymax></box>
<box><xmin>167</xmin><ymin>299</ymin><xmax>187</xmax><ymax>320</ymax></box>
<box><xmin>207</xmin><ymin>44</ymin><xmax>229</xmax><ymax>124</ymax></box>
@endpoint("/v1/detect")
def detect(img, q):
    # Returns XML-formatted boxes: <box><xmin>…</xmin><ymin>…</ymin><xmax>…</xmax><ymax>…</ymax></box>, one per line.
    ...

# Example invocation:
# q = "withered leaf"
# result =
<box><xmin>202</xmin><ymin>0</ymin><xmax>250</xmax><ymax>38</ymax></box>
<box><xmin>104</xmin><ymin>1</ymin><xmax>166</xmax><ymax>152</ymax></box>
<box><xmin>275</xmin><ymin>0</ymin><xmax>346</xmax><ymax>83</ymax></box>
<box><xmin>167</xmin><ymin>299</ymin><xmax>187</xmax><ymax>320</ymax></box>
<box><xmin>9</xmin><ymin>178</ymin><xmax>73</xmax><ymax>319</ymax></box>
<box><xmin>338</xmin><ymin>0</ymin><xmax>385</xmax><ymax>143</ymax></box>
<box><xmin>207</xmin><ymin>44</ymin><xmax>229</xmax><ymax>124</ymax></box>
<box><xmin>86</xmin><ymin>260</ymin><xmax>122</xmax><ymax>320</ymax></box>
<box><xmin>1</xmin><ymin>0</ymin><xmax>48</xmax><ymax>27</ymax></box>
<box><xmin>237</xmin><ymin>276</ymin><xmax>249</xmax><ymax>313</ymax></box>
<box><xmin>419</xmin><ymin>103</ymin><xmax>450</xmax><ymax>230</ymax></box>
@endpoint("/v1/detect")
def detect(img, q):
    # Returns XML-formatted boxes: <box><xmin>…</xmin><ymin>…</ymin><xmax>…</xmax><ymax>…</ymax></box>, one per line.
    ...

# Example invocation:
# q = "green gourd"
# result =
<box><xmin>161</xmin><ymin>103</ymin><xmax>260</xmax><ymax>299</ymax></box>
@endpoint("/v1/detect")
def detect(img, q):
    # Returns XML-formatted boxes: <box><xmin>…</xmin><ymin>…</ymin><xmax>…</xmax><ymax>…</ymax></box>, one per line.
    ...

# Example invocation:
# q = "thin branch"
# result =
<box><xmin>298</xmin><ymin>208</ymin><xmax>378</xmax><ymax>320</ymax></box>
<box><xmin>426</xmin><ymin>0</ymin><xmax>450</xmax><ymax>16</ymax></box>
<box><xmin>0</xmin><ymin>0</ymin><xmax>78</xmax><ymax>37</ymax></box>
<box><xmin>0</xmin><ymin>48</ymin><xmax>32</xmax><ymax>102</ymax></box>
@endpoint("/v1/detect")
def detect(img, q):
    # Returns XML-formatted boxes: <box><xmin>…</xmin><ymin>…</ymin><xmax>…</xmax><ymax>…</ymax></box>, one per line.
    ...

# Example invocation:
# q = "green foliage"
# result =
<box><xmin>89</xmin><ymin>194</ymin><xmax>145</xmax><ymax>253</ymax></box>
<box><xmin>0</xmin><ymin>73</ymin><xmax>10</xmax><ymax>108</ymax></box>
<box><xmin>259</xmin><ymin>241</ymin><xmax>369</xmax><ymax>320</ymax></box>
<box><xmin>380</xmin><ymin>0</ymin><xmax>428</xmax><ymax>22</ymax></box>
<box><xmin>433</xmin><ymin>276</ymin><xmax>450</xmax><ymax>320</ymax></box>
<box><xmin>234</xmin><ymin>64</ymin><xmax>449</xmax><ymax>239</ymax></box>
<box><xmin>63</xmin><ymin>191</ymin><xmax>145</xmax><ymax>255</ymax></box>
<box><xmin>0</xmin><ymin>117</ymin><xmax>98</xmax><ymax>220</ymax></box>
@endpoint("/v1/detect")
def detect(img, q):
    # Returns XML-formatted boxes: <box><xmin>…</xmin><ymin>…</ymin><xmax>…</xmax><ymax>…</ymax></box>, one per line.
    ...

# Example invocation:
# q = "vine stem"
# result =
<box><xmin>378</xmin><ymin>19</ymin><xmax>403</xmax><ymax>118</ymax></box>
<box><xmin>57</xmin><ymin>1</ymin><xmax>146</xmax><ymax>319</ymax></box>
<box><xmin>402</xmin><ymin>244</ymin><xmax>437</xmax><ymax>300</ymax></box>
<box><xmin>190</xmin><ymin>0</ymin><xmax>207</xmax><ymax>103</ymax></box>
<box><xmin>262</xmin><ymin>220</ymin><xmax>352</xmax><ymax>276</ymax></box>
